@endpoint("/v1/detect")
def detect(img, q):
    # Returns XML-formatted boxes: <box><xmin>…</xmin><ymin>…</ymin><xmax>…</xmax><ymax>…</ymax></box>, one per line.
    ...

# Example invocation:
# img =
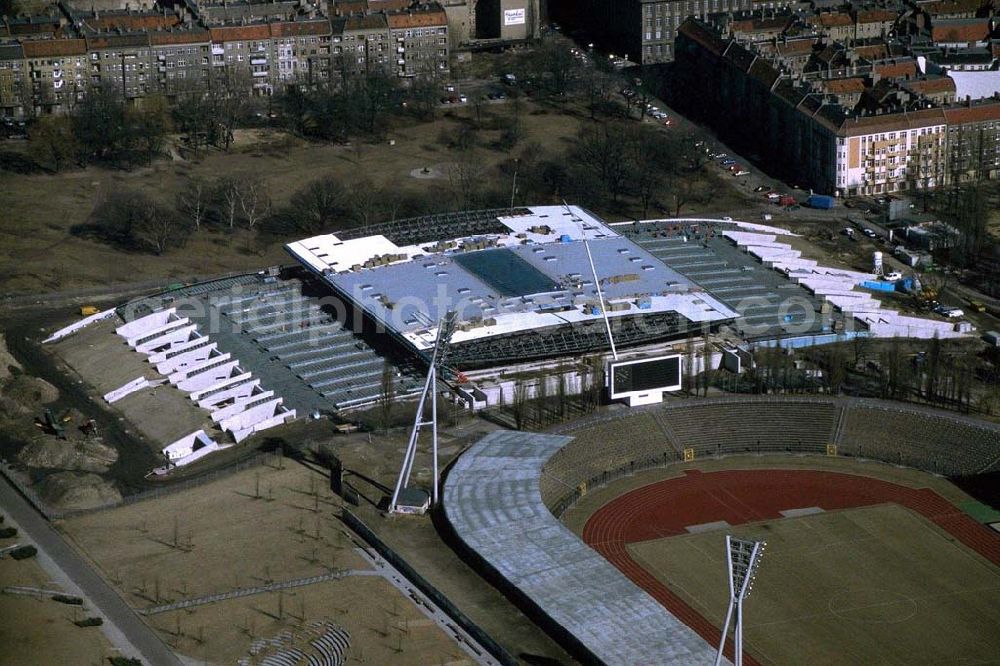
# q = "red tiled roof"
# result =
<box><xmin>931</xmin><ymin>19</ymin><xmax>990</xmax><ymax>42</ymax></box>
<box><xmin>21</xmin><ymin>38</ymin><xmax>87</xmax><ymax>57</ymax></box>
<box><xmin>943</xmin><ymin>101</ymin><xmax>1000</xmax><ymax>124</ymax></box>
<box><xmin>270</xmin><ymin>20</ymin><xmax>331</xmax><ymax>37</ymax></box>
<box><xmin>841</xmin><ymin>108</ymin><xmax>946</xmax><ymax>136</ymax></box>
<box><xmin>873</xmin><ymin>60</ymin><xmax>918</xmax><ymax>78</ymax></box>
<box><xmin>333</xmin><ymin>1</ymin><xmax>369</xmax><ymax>16</ymax></box>
<box><xmin>816</xmin><ymin>13</ymin><xmax>853</xmax><ymax>28</ymax></box>
<box><xmin>344</xmin><ymin>14</ymin><xmax>387</xmax><ymax>31</ymax></box>
<box><xmin>920</xmin><ymin>0</ymin><xmax>991</xmax><ymax>17</ymax></box>
<box><xmin>905</xmin><ymin>76</ymin><xmax>957</xmax><ymax>94</ymax></box>
<box><xmin>369</xmin><ymin>0</ymin><xmax>412</xmax><ymax>11</ymax></box>
<box><xmin>855</xmin><ymin>9</ymin><xmax>897</xmax><ymax>24</ymax></box>
<box><xmin>85</xmin><ymin>13</ymin><xmax>181</xmax><ymax>32</ymax></box>
<box><xmin>149</xmin><ymin>30</ymin><xmax>211</xmax><ymax>46</ymax></box>
<box><xmin>774</xmin><ymin>38</ymin><xmax>816</xmax><ymax>56</ymax></box>
<box><xmin>387</xmin><ymin>8</ymin><xmax>447</xmax><ymax>29</ymax></box>
<box><xmin>823</xmin><ymin>77</ymin><xmax>867</xmax><ymax>94</ymax></box>
<box><xmin>210</xmin><ymin>24</ymin><xmax>272</xmax><ymax>42</ymax></box>
<box><xmin>85</xmin><ymin>33</ymin><xmax>151</xmax><ymax>50</ymax></box>
<box><xmin>855</xmin><ymin>43</ymin><xmax>890</xmax><ymax>59</ymax></box>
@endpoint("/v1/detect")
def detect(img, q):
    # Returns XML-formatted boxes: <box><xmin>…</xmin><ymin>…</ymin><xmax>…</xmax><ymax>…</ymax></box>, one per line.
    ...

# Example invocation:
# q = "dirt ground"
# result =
<box><xmin>630</xmin><ymin>505</ymin><xmax>1000</xmax><ymax>665</ymax></box>
<box><xmin>57</xmin><ymin>447</ymin><xmax>526</xmax><ymax>664</ymax></box>
<box><xmin>50</xmin><ymin>317</ymin><xmax>212</xmax><ymax>450</ymax></box>
<box><xmin>148</xmin><ymin>575</ymin><xmax>474</xmax><ymax>665</ymax></box>
<box><xmin>0</xmin><ymin>103</ymin><xmax>584</xmax><ymax>296</ymax></box>
<box><xmin>0</xmin><ymin>547</ymin><xmax>115</xmax><ymax>666</ymax></box>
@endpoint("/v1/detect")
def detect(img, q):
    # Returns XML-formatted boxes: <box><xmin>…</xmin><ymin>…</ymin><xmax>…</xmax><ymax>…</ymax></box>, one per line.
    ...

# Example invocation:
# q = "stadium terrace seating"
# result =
<box><xmin>206</xmin><ymin>279</ymin><xmax>419</xmax><ymax>410</ymax></box>
<box><xmin>543</xmin><ymin>397</ymin><xmax>1000</xmax><ymax>515</ymax></box>
<box><xmin>662</xmin><ymin>398</ymin><xmax>838</xmax><ymax>455</ymax></box>
<box><xmin>839</xmin><ymin>402</ymin><xmax>1000</xmax><ymax>475</ymax></box>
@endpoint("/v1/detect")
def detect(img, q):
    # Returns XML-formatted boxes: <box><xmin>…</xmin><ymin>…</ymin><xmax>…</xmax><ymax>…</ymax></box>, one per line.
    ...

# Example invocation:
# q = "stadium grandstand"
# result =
<box><xmin>116</xmin><ymin>271</ymin><xmax>422</xmax><ymax>414</ymax></box>
<box><xmin>444</xmin><ymin>398</ymin><xmax>1000</xmax><ymax>665</ymax></box>
<box><xmin>284</xmin><ymin>207</ymin><xmax>972</xmax><ymax>397</ymax></box>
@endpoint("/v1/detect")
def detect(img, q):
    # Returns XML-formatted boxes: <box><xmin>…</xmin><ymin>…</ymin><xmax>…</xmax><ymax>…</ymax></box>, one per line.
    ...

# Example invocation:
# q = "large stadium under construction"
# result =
<box><xmin>40</xmin><ymin>205</ymin><xmax>979</xmax><ymax>473</ymax></box>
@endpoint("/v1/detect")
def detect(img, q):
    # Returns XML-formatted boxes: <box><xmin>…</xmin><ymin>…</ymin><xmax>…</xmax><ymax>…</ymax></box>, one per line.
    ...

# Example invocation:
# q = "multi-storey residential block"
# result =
<box><xmin>149</xmin><ymin>29</ymin><xmax>212</xmax><ymax>96</ymax></box>
<box><xmin>552</xmin><ymin>0</ymin><xmax>793</xmax><ymax>64</ymax></box>
<box><xmin>673</xmin><ymin>17</ymin><xmax>1000</xmax><ymax>196</ymax></box>
<box><xmin>387</xmin><ymin>4</ymin><xmax>448</xmax><ymax>77</ymax></box>
<box><xmin>944</xmin><ymin>99</ymin><xmax>1000</xmax><ymax>183</ymax></box>
<box><xmin>0</xmin><ymin>43</ymin><xmax>26</xmax><ymax>117</ymax></box>
<box><xmin>22</xmin><ymin>38</ymin><xmax>88</xmax><ymax>114</ymax></box>
<box><xmin>85</xmin><ymin>33</ymin><xmax>155</xmax><ymax>100</ymax></box>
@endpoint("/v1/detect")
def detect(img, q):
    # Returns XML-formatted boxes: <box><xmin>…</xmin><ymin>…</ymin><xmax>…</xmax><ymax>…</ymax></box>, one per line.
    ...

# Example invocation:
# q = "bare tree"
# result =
<box><xmin>237</xmin><ymin>175</ymin><xmax>272</xmax><ymax>230</ymax></box>
<box><xmin>28</xmin><ymin>116</ymin><xmax>79</xmax><ymax>172</ymax></box>
<box><xmin>448</xmin><ymin>154</ymin><xmax>486</xmax><ymax>209</ymax></box>
<box><xmin>574</xmin><ymin>123</ymin><xmax>631</xmax><ymax>203</ymax></box>
<box><xmin>214</xmin><ymin>176</ymin><xmax>242</xmax><ymax>229</ymax></box>
<box><xmin>287</xmin><ymin>175</ymin><xmax>348</xmax><ymax>233</ymax></box>
<box><xmin>177</xmin><ymin>177</ymin><xmax>210</xmax><ymax>231</ymax></box>
<box><xmin>379</xmin><ymin>360</ymin><xmax>395</xmax><ymax>433</ymax></box>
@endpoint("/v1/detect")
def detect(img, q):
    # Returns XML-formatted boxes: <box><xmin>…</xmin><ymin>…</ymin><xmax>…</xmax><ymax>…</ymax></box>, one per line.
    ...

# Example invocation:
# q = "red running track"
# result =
<box><xmin>582</xmin><ymin>469</ymin><xmax>1000</xmax><ymax>665</ymax></box>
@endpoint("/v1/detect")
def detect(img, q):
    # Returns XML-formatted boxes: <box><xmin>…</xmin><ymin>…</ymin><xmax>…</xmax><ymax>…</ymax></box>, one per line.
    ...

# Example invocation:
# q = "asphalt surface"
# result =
<box><xmin>0</xmin><ymin>477</ymin><xmax>182</xmax><ymax>666</ymax></box>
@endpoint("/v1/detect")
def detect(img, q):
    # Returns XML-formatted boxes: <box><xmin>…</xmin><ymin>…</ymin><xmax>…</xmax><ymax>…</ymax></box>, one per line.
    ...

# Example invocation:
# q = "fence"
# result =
<box><xmin>139</xmin><ymin>570</ymin><xmax>349</xmax><ymax>616</ymax></box>
<box><xmin>341</xmin><ymin>510</ymin><xmax>517</xmax><ymax>666</ymax></box>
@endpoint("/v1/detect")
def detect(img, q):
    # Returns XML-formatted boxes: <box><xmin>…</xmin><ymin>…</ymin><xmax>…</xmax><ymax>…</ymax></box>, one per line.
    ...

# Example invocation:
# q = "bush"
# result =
<box><xmin>75</xmin><ymin>617</ymin><xmax>103</xmax><ymax>627</ymax></box>
<box><xmin>0</xmin><ymin>526</ymin><xmax>17</xmax><ymax>539</ymax></box>
<box><xmin>109</xmin><ymin>658</ymin><xmax>142</xmax><ymax>666</ymax></box>
<box><xmin>10</xmin><ymin>545</ymin><xmax>37</xmax><ymax>560</ymax></box>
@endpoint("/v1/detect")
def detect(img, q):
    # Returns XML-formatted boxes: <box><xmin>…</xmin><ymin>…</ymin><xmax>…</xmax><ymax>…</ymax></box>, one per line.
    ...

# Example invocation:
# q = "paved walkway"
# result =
<box><xmin>0</xmin><ymin>477</ymin><xmax>182</xmax><ymax>666</ymax></box>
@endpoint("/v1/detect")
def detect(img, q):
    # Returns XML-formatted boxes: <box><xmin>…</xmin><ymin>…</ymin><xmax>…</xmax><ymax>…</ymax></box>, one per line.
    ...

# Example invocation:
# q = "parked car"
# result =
<box><xmin>721</xmin><ymin>159</ymin><xmax>736</xmax><ymax>166</ymax></box>
<box><xmin>754</xmin><ymin>185</ymin><xmax>769</xmax><ymax>192</ymax></box>
<box><xmin>884</xmin><ymin>271</ymin><xmax>903</xmax><ymax>281</ymax></box>
<box><xmin>734</xmin><ymin>170</ymin><xmax>750</xmax><ymax>176</ymax></box>
<box><xmin>862</xmin><ymin>228</ymin><xmax>877</xmax><ymax>238</ymax></box>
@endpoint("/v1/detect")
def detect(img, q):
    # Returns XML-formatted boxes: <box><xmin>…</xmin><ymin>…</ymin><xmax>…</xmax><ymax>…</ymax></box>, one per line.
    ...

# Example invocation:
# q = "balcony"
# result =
<box><xmin>251</xmin><ymin>58</ymin><xmax>267</xmax><ymax>65</ymax></box>
<box><xmin>252</xmin><ymin>70</ymin><xmax>269</xmax><ymax>77</ymax></box>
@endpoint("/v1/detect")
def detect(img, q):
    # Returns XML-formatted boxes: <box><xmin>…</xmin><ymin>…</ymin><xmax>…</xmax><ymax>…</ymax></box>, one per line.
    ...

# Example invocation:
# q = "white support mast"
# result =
<box><xmin>715</xmin><ymin>535</ymin><xmax>766</xmax><ymax>666</ymax></box>
<box><xmin>564</xmin><ymin>202</ymin><xmax>618</xmax><ymax>361</ymax></box>
<box><xmin>388</xmin><ymin>311</ymin><xmax>457</xmax><ymax>514</ymax></box>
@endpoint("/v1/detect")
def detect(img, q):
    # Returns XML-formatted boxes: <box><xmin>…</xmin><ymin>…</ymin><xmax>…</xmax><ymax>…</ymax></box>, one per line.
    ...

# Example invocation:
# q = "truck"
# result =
<box><xmin>806</xmin><ymin>194</ymin><xmax>835</xmax><ymax>209</ymax></box>
<box><xmin>984</xmin><ymin>331</ymin><xmax>1000</xmax><ymax>347</ymax></box>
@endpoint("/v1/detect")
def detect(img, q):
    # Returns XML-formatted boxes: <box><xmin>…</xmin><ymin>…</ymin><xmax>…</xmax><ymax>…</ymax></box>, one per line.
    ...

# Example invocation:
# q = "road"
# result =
<box><xmin>0</xmin><ymin>477</ymin><xmax>182</xmax><ymax>666</ymax></box>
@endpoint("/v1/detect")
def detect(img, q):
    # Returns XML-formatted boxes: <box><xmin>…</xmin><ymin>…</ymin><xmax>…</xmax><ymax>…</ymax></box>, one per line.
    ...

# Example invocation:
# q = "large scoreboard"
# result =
<box><xmin>608</xmin><ymin>354</ymin><xmax>682</xmax><ymax>404</ymax></box>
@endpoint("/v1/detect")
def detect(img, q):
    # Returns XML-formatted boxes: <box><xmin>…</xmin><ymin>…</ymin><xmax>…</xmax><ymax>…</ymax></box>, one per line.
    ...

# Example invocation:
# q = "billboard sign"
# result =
<box><xmin>504</xmin><ymin>8</ymin><xmax>526</xmax><ymax>26</ymax></box>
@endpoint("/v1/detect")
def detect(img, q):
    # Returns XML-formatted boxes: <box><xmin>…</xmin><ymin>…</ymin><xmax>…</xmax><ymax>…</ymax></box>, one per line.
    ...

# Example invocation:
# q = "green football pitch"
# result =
<box><xmin>628</xmin><ymin>504</ymin><xmax>1000</xmax><ymax>665</ymax></box>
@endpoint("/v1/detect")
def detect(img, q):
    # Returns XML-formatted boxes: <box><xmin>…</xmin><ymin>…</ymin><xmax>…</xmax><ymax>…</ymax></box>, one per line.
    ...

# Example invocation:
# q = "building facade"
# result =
<box><xmin>673</xmin><ymin>18</ymin><xmax>1000</xmax><ymax>196</ymax></box>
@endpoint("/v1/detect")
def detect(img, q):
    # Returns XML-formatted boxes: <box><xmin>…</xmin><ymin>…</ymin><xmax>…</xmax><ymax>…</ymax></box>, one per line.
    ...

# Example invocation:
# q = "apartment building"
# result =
<box><xmin>85</xmin><ymin>33</ymin><xmax>155</xmax><ymax>100</ymax></box>
<box><xmin>387</xmin><ymin>4</ymin><xmax>448</xmax><ymax>77</ymax></box>
<box><xmin>149</xmin><ymin>29</ymin><xmax>211</xmax><ymax>96</ymax></box>
<box><xmin>0</xmin><ymin>44</ymin><xmax>26</xmax><ymax>116</ymax></box>
<box><xmin>944</xmin><ymin>100</ymin><xmax>1000</xmax><ymax>183</ymax></box>
<box><xmin>22</xmin><ymin>38</ymin><xmax>89</xmax><ymax>114</ymax></box>
<box><xmin>0</xmin><ymin>0</ymin><xmax>450</xmax><ymax>116</ymax></box>
<box><xmin>673</xmin><ymin>17</ymin><xmax>1000</xmax><ymax>196</ymax></box>
<box><xmin>551</xmin><ymin>0</ymin><xmax>791</xmax><ymax>64</ymax></box>
<box><xmin>835</xmin><ymin>112</ymin><xmax>948</xmax><ymax>194</ymax></box>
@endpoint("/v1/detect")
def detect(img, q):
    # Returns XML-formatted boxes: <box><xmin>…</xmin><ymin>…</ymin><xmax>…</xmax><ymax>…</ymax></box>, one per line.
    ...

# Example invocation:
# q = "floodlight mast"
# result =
<box><xmin>715</xmin><ymin>535</ymin><xmax>765</xmax><ymax>666</ymax></box>
<box><xmin>388</xmin><ymin>311</ymin><xmax>457</xmax><ymax>513</ymax></box>
<box><xmin>563</xmin><ymin>201</ymin><xmax>618</xmax><ymax>361</ymax></box>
